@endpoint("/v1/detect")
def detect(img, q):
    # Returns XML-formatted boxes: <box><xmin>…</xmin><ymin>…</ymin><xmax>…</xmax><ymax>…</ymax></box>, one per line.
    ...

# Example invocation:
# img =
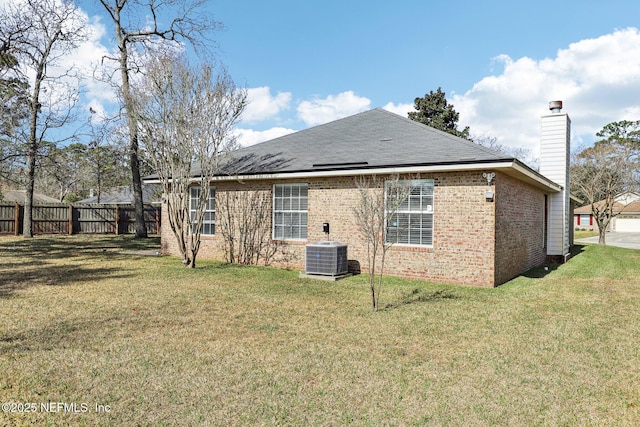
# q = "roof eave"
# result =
<box><xmin>188</xmin><ymin>159</ymin><xmax>563</xmax><ymax>193</ymax></box>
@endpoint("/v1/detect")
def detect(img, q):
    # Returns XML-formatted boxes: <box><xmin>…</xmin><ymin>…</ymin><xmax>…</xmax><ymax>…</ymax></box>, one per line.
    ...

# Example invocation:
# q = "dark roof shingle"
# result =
<box><xmin>216</xmin><ymin>108</ymin><xmax>510</xmax><ymax>176</ymax></box>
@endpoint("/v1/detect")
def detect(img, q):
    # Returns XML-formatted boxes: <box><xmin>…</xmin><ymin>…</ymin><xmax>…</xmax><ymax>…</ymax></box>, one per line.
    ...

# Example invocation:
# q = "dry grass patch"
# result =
<box><xmin>0</xmin><ymin>236</ymin><xmax>639</xmax><ymax>426</ymax></box>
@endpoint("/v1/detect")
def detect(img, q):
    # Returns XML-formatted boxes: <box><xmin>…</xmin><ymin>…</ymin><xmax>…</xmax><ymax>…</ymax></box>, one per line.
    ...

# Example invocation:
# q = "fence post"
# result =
<box><xmin>115</xmin><ymin>206</ymin><xmax>119</xmax><ymax>235</ymax></box>
<box><xmin>68</xmin><ymin>204</ymin><xmax>73</xmax><ymax>235</ymax></box>
<box><xmin>14</xmin><ymin>202</ymin><xmax>19</xmax><ymax>236</ymax></box>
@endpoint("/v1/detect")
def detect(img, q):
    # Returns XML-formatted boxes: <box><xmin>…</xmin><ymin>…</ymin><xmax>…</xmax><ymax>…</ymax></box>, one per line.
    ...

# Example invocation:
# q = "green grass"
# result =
<box><xmin>1</xmin><ymin>235</ymin><xmax>639</xmax><ymax>426</ymax></box>
<box><xmin>574</xmin><ymin>229</ymin><xmax>599</xmax><ymax>239</ymax></box>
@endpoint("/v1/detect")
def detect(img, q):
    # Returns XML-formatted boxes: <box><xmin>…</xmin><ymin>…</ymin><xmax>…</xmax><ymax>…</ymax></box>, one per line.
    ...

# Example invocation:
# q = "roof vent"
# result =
<box><xmin>312</xmin><ymin>161</ymin><xmax>368</xmax><ymax>168</ymax></box>
<box><xmin>549</xmin><ymin>100</ymin><xmax>563</xmax><ymax>113</ymax></box>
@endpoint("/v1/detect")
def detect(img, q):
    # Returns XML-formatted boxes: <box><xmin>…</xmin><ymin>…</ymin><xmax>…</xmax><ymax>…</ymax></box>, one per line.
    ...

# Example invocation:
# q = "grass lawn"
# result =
<box><xmin>1</xmin><ymin>235</ymin><xmax>639</xmax><ymax>426</ymax></box>
<box><xmin>574</xmin><ymin>229</ymin><xmax>599</xmax><ymax>239</ymax></box>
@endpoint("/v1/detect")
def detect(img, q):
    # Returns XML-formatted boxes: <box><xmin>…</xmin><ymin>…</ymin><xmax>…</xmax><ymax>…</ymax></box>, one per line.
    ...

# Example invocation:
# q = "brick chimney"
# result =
<box><xmin>539</xmin><ymin>101</ymin><xmax>571</xmax><ymax>262</ymax></box>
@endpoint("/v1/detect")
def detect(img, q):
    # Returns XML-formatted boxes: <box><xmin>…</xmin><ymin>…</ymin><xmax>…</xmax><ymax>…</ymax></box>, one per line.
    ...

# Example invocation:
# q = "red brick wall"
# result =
<box><xmin>161</xmin><ymin>171</ymin><xmax>547</xmax><ymax>287</ymax></box>
<box><xmin>494</xmin><ymin>172</ymin><xmax>547</xmax><ymax>284</ymax></box>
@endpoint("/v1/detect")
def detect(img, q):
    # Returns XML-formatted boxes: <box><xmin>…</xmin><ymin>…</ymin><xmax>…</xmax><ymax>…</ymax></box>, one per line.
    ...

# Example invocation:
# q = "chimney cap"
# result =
<box><xmin>549</xmin><ymin>100</ymin><xmax>563</xmax><ymax>112</ymax></box>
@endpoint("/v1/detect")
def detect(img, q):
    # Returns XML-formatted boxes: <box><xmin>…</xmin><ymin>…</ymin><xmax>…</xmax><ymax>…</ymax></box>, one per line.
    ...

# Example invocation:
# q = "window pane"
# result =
<box><xmin>422</xmin><ymin>182</ymin><xmax>434</xmax><ymax>196</ymax></box>
<box><xmin>409</xmin><ymin>214</ymin><xmax>421</xmax><ymax>229</ymax></box>
<box><xmin>189</xmin><ymin>186</ymin><xmax>216</xmax><ymax>236</ymax></box>
<box><xmin>409</xmin><ymin>195</ymin><xmax>421</xmax><ymax>211</ymax></box>
<box><xmin>385</xmin><ymin>180</ymin><xmax>434</xmax><ymax>246</ymax></box>
<box><xmin>386</xmin><ymin>228</ymin><xmax>398</xmax><ymax>243</ymax></box>
<box><xmin>274</xmin><ymin>212</ymin><xmax>283</xmax><ymax>225</ymax></box>
<box><xmin>273</xmin><ymin>184</ymin><xmax>308</xmax><ymax>240</ymax></box>
<box><xmin>398</xmin><ymin>194</ymin><xmax>409</xmax><ymax>210</ymax></box>
<box><xmin>283</xmin><ymin>225</ymin><xmax>292</xmax><ymax>239</ymax></box>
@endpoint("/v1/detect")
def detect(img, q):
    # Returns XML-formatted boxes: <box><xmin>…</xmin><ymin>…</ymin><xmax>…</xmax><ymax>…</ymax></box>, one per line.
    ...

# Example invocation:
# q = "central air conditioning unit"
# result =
<box><xmin>305</xmin><ymin>241</ymin><xmax>348</xmax><ymax>276</ymax></box>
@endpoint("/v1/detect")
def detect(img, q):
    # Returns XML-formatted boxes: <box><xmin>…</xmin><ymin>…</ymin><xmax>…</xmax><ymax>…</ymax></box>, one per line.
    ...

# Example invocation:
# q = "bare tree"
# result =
<box><xmin>0</xmin><ymin>0</ymin><xmax>87</xmax><ymax>237</ymax></box>
<box><xmin>0</xmin><ymin>55</ymin><xmax>29</xmax><ymax>182</ymax></box>
<box><xmin>135</xmin><ymin>53</ymin><xmax>246</xmax><ymax>268</ymax></box>
<box><xmin>97</xmin><ymin>0</ymin><xmax>220</xmax><ymax>239</ymax></box>
<box><xmin>353</xmin><ymin>175</ymin><xmax>411</xmax><ymax>311</ymax></box>
<box><xmin>36</xmin><ymin>142</ymin><xmax>86</xmax><ymax>201</ymax></box>
<box><xmin>217</xmin><ymin>189</ymin><xmax>287</xmax><ymax>266</ymax></box>
<box><xmin>84</xmin><ymin>113</ymin><xmax>130</xmax><ymax>203</ymax></box>
<box><xmin>473</xmin><ymin>134</ymin><xmax>539</xmax><ymax>170</ymax></box>
<box><xmin>571</xmin><ymin>122</ymin><xmax>640</xmax><ymax>244</ymax></box>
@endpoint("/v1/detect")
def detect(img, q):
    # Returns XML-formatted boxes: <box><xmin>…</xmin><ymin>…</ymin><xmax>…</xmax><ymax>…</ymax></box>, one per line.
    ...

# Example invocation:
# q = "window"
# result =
<box><xmin>273</xmin><ymin>183</ymin><xmax>308</xmax><ymax>240</ymax></box>
<box><xmin>386</xmin><ymin>179</ymin><xmax>434</xmax><ymax>246</ymax></box>
<box><xmin>578</xmin><ymin>214</ymin><xmax>592</xmax><ymax>226</ymax></box>
<box><xmin>190</xmin><ymin>186</ymin><xmax>215</xmax><ymax>235</ymax></box>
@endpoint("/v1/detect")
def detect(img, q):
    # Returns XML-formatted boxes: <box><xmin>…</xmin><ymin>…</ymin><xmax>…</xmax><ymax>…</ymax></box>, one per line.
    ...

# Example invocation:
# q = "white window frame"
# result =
<box><xmin>272</xmin><ymin>183</ymin><xmax>308</xmax><ymax>241</ymax></box>
<box><xmin>385</xmin><ymin>179</ymin><xmax>434</xmax><ymax>247</ymax></box>
<box><xmin>190</xmin><ymin>186</ymin><xmax>216</xmax><ymax>236</ymax></box>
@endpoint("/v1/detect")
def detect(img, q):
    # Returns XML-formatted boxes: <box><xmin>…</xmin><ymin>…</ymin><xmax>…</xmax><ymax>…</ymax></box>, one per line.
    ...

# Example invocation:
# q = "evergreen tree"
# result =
<box><xmin>408</xmin><ymin>87</ymin><xmax>470</xmax><ymax>139</ymax></box>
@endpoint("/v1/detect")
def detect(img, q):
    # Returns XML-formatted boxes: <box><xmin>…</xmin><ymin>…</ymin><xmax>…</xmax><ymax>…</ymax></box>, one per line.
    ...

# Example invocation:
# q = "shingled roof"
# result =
<box><xmin>144</xmin><ymin>108</ymin><xmax>562</xmax><ymax>192</ymax></box>
<box><xmin>218</xmin><ymin>108</ymin><xmax>510</xmax><ymax>176</ymax></box>
<box><xmin>78</xmin><ymin>184</ymin><xmax>161</xmax><ymax>205</ymax></box>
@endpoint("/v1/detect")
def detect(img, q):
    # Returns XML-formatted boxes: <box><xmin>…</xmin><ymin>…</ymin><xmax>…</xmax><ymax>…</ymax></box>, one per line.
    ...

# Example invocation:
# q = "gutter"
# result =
<box><xmin>144</xmin><ymin>158</ymin><xmax>562</xmax><ymax>193</ymax></box>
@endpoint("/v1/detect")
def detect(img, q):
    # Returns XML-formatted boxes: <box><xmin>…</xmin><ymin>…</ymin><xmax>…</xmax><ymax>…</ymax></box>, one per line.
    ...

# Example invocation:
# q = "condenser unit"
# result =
<box><xmin>305</xmin><ymin>241</ymin><xmax>348</xmax><ymax>276</ymax></box>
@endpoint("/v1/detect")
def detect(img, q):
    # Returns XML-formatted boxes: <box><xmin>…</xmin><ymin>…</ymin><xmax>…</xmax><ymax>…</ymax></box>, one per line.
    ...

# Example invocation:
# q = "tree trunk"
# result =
<box><xmin>23</xmin><ymin>67</ymin><xmax>43</xmax><ymax>238</ymax></box>
<box><xmin>598</xmin><ymin>228</ymin><xmax>607</xmax><ymax>245</ymax></box>
<box><xmin>130</xmin><ymin>140</ymin><xmax>147</xmax><ymax>238</ymax></box>
<box><xmin>116</xmin><ymin>13</ymin><xmax>147</xmax><ymax>239</ymax></box>
<box><xmin>22</xmin><ymin>151</ymin><xmax>36</xmax><ymax>237</ymax></box>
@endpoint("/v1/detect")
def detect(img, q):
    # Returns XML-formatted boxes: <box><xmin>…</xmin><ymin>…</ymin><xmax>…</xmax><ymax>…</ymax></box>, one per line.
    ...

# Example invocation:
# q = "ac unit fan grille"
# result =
<box><xmin>305</xmin><ymin>242</ymin><xmax>348</xmax><ymax>276</ymax></box>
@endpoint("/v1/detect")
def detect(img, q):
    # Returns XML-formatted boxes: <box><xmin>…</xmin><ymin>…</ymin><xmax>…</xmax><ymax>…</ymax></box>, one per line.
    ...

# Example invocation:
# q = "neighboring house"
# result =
<box><xmin>574</xmin><ymin>192</ymin><xmax>640</xmax><ymax>232</ymax></box>
<box><xmin>148</xmin><ymin>105</ymin><xmax>575</xmax><ymax>287</ymax></box>
<box><xmin>1</xmin><ymin>190</ymin><xmax>58</xmax><ymax>203</ymax></box>
<box><xmin>78</xmin><ymin>184</ymin><xmax>162</xmax><ymax>205</ymax></box>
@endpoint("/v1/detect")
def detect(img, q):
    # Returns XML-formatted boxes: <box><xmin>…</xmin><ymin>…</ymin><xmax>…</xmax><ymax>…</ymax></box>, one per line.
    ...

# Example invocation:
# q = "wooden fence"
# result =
<box><xmin>0</xmin><ymin>203</ymin><xmax>161</xmax><ymax>236</ymax></box>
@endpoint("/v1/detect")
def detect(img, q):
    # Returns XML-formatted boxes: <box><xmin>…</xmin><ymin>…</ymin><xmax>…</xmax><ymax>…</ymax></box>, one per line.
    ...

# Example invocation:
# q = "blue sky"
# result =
<box><xmin>203</xmin><ymin>0</ymin><xmax>640</xmax><ymax>153</ymax></box>
<box><xmin>9</xmin><ymin>0</ymin><xmax>640</xmax><ymax>156</ymax></box>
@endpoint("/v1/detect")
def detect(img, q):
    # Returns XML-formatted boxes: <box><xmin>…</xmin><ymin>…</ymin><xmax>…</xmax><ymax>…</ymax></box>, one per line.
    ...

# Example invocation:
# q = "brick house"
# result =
<box><xmin>152</xmin><ymin>105</ymin><xmax>574</xmax><ymax>287</ymax></box>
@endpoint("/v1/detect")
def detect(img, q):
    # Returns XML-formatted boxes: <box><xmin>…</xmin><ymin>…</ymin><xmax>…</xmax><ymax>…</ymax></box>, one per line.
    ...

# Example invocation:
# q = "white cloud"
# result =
<box><xmin>452</xmin><ymin>27</ymin><xmax>640</xmax><ymax>155</ymax></box>
<box><xmin>234</xmin><ymin>127</ymin><xmax>296</xmax><ymax>147</ymax></box>
<box><xmin>241</xmin><ymin>87</ymin><xmax>292</xmax><ymax>123</ymax></box>
<box><xmin>297</xmin><ymin>91</ymin><xmax>371</xmax><ymax>126</ymax></box>
<box><xmin>75</xmin><ymin>14</ymin><xmax>120</xmax><ymax>117</ymax></box>
<box><xmin>382</xmin><ymin>102</ymin><xmax>415</xmax><ymax>118</ymax></box>
<box><xmin>2</xmin><ymin>0</ymin><xmax>116</xmax><ymax>124</ymax></box>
